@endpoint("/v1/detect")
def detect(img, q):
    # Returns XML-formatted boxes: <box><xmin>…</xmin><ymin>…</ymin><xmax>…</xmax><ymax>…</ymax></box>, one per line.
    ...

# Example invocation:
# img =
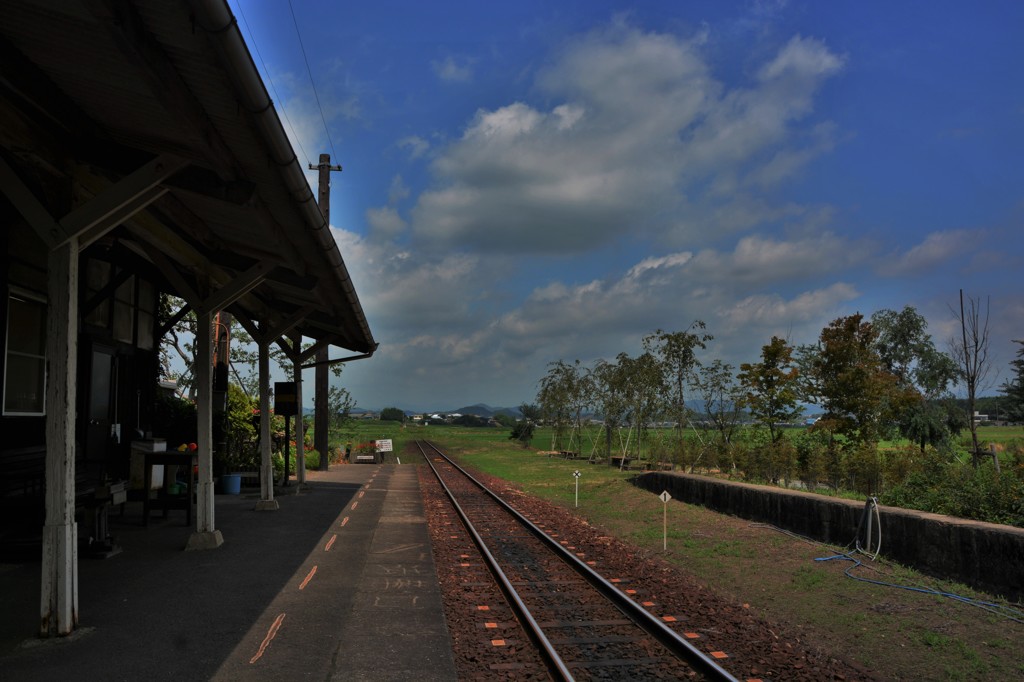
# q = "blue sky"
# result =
<box><xmin>229</xmin><ymin>0</ymin><xmax>1023</xmax><ymax>413</ymax></box>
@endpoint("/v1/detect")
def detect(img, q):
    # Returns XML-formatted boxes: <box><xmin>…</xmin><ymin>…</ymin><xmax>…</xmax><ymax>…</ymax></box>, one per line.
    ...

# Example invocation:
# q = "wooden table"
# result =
<box><xmin>143</xmin><ymin>452</ymin><xmax>196</xmax><ymax>527</ymax></box>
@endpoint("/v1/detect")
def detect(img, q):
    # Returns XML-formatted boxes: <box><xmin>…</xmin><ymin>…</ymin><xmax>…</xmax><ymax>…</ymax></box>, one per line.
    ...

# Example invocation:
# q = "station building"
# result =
<box><xmin>0</xmin><ymin>0</ymin><xmax>376</xmax><ymax>636</ymax></box>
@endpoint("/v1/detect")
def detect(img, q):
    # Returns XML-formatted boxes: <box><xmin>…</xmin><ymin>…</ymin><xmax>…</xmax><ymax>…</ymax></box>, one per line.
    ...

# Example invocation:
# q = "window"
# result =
<box><xmin>112</xmin><ymin>275</ymin><xmax>135</xmax><ymax>344</ymax></box>
<box><xmin>3</xmin><ymin>289</ymin><xmax>47</xmax><ymax>416</ymax></box>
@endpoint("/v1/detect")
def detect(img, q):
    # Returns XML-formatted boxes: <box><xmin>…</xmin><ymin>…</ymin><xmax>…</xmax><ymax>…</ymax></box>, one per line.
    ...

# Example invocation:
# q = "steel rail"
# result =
<box><xmin>419</xmin><ymin>440</ymin><xmax>739</xmax><ymax>682</ymax></box>
<box><xmin>416</xmin><ymin>441</ymin><xmax>575</xmax><ymax>681</ymax></box>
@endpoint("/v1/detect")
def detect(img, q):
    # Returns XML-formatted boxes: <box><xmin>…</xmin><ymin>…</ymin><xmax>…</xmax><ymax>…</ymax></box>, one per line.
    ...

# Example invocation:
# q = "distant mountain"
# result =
<box><xmin>448</xmin><ymin>403</ymin><xmax>522</xmax><ymax>418</ymax></box>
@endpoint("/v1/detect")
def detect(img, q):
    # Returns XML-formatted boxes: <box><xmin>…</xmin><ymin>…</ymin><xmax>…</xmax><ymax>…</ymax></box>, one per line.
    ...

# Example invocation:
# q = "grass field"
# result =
<box><xmin>401</xmin><ymin>424</ymin><xmax>1024</xmax><ymax>681</ymax></box>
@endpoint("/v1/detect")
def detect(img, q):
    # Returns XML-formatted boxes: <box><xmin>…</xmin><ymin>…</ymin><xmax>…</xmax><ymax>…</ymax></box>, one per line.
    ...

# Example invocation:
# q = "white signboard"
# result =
<box><xmin>375</xmin><ymin>439</ymin><xmax>393</xmax><ymax>452</ymax></box>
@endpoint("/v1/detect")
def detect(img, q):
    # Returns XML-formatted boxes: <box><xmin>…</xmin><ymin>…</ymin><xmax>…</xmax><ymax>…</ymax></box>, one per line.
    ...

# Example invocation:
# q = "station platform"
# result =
<box><xmin>0</xmin><ymin>464</ymin><xmax>458</xmax><ymax>681</ymax></box>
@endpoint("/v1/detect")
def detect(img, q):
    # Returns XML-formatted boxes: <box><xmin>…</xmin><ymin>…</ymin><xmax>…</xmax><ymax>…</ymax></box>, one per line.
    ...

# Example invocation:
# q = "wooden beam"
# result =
<box><xmin>60</xmin><ymin>154</ymin><xmax>190</xmax><ymax>250</ymax></box>
<box><xmin>200</xmin><ymin>260</ymin><xmax>274</xmax><ymax>315</ymax></box>
<box><xmin>298</xmin><ymin>337</ymin><xmax>331</xmax><ymax>364</ymax></box>
<box><xmin>0</xmin><ymin>153</ymin><xmax>67</xmax><ymax>249</ymax></box>
<box><xmin>138</xmin><ymin>241</ymin><xmax>199</xmax><ymax>306</ymax></box>
<box><xmin>81</xmin><ymin>266</ymin><xmax>133</xmax><ymax>317</ymax></box>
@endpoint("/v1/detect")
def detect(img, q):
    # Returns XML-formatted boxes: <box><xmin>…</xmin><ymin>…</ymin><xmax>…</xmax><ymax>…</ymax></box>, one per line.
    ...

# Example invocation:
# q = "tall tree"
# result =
<box><xmin>690</xmin><ymin>359</ymin><xmax>743</xmax><ymax>471</ymax></box>
<box><xmin>538</xmin><ymin>360</ymin><xmax>588</xmax><ymax>451</ymax></box>
<box><xmin>813</xmin><ymin>314</ymin><xmax>903</xmax><ymax>444</ymax></box>
<box><xmin>737</xmin><ymin>337</ymin><xmax>804</xmax><ymax>444</ymax></box>
<box><xmin>999</xmin><ymin>340</ymin><xmax>1024</xmax><ymax>423</ymax></box>
<box><xmin>948</xmin><ymin>291</ymin><xmax>993</xmax><ymax>467</ymax></box>
<box><xmin>617</xmin><ymin>351</ymin><xmax>665</xmax><ymax>465</ymax></box>
<box><xmin>871</xmin><ymin>307</ymin><xmax>960</xmax><ymax>452</ymax></box>
<box><xmin>591</xmin><ymin>357</ymin><xmax>630</xmax><ymax>460</ymax></box>
<box><xmin>643</xmin><ymin>322</ymin><xmax>712</xmax><ymax>446</ymax></box>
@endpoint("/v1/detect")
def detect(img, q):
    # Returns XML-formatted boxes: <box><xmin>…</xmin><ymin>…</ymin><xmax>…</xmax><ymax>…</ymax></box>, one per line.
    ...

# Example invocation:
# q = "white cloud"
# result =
<box><xmin>718</xmin><ymin>283</ymin><xmax>859</xmax><ymax>330</ymax></box>
<box><xmin>408</xmin><ymin>22</ymin><xmax>844</xmax><ymax>254</ymax></box>
<box><xmin>432</xmin><ymin>55</ymin><xmax>474</xmax><ymax>83</ymax></box>
<box><xmin>877</xmin><ymin>229</ymin><xmax>976</xmax><ymax>276</ymax></box>
<box><xmin>388</xmin><ymin>175</ymin><xmax>410</xmax><ymax>204</ymax></box>
<box><xmin>365</xmin><ymin>206</ymin><xmax>407</xmax><ymax>239</ymax></box>
<box><xmin>397</xmin><ymin>136</ymin><xmax>430</xmax><ymax>160</ymax></box>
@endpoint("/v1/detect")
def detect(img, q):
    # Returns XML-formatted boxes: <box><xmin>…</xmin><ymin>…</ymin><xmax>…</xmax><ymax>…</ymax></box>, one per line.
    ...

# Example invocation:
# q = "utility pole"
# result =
<box><xmin>309</xmin><ymin>153</ymin><xmax>342</xmax><ymax>470</ymax></box>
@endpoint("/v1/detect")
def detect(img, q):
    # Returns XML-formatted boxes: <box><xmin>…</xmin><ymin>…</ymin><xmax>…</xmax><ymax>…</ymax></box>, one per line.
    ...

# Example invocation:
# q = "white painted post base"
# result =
<box><xmin>185</xmin><ymin>530</ymin><xmax>224</xmax><ymax>551</ymax></box>
<box><xmin>255</xmin><ymin>462</ymin><xmax>279</xmax><ymax>509</ymax></box>
<box><xmin>257</xmin><ymin>464</ymin><xmax>277</xmax><ymax>509</ymax></box>
<box><xmin>40</xmin><ymin>522</ymin><xmax>78</xmax><ymax>636</ymax></box>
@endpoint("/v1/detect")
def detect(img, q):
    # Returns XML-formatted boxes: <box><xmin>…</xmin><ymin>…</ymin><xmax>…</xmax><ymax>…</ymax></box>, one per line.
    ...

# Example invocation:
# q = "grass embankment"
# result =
<box><xmin>414</xmin><ymin>426</ymin><xmax>1024</xmax><ymax>681</ymax></box>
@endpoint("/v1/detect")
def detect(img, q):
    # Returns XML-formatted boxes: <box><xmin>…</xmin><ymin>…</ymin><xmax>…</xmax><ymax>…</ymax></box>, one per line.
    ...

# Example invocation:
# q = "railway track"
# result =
<box><xmin>416</xmin><ymin>440</ymin><xmax>740</xmax><ymax>681</ymax></box>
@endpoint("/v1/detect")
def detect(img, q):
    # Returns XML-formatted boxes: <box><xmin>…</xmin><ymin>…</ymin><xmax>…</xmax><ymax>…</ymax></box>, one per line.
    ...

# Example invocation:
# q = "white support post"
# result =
<box><xmin>187</xmin><ymin>309</ymin><xmax>223</xmax><ymax>549</ymax></box>
<box><xmin>294</xmin><ymin>350</ymin><xmax>306</xmax><ymax>485</ymax></box>
<box><xmin>255</xmin><ymin>336</ymin><xmax>278</xmax><ymax>510</ymax></box>
<box><xmin>40</xmin><ymin>238</ymin><xmax>79</xmax><ymax>636</ymax></box>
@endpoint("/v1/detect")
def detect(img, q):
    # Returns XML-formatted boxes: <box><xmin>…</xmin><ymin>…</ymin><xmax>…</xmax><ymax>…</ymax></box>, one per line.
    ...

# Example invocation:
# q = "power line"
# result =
<box><xmin>287</xmin><ymin>0</ymin><xmax>338</xmax><ymax>161</ymax></box>
<box><xmin>236</xmin><ymin>1</ymin><xmax>311</xmax><ymax>167</ymax></box>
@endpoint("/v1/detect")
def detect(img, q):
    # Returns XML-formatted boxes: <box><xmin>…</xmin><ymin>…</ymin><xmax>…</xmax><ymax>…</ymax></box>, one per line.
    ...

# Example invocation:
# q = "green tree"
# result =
<box><xmin>380</xmin><ymin>407</ymin><xmax>405</xmax><ymax>422</ymax></box>
<box><xmin>510</xmin><ymin>403</ymin><xmax>540</xmax><ymax>448</ymax></box>
<box><xmin>643</xmin><ymin>322</ymin><xmax>712</xmax><ymax>445</ymax></box>
<box><xmin>871</xmin><ymin>306</ymin><xmax>960</xmax><ymax>452</ymax></box>
<box><xmin>737</xmin><ymin>337</ymin><xmax>803</xmax><ymax>445</ymax></box>
<box><xmin>518</xmin><ymin>403</ymin><xmax>543</xmax><ymax>422</ymax></box>
<box><xmin>690</xmin><ymin>359</ymin><xmax>742</xmax><ymax>470</ymax></box>
<box><xmin>493</xmin><ymin>413</ymin><xmax>516</xmax><ymax>428</ymax></box>
<box><xmin>999</xmin><ymin>340</ymin><xmax>1024</xmax><ymax>423</ymax></box>
<box><xmin>591</xmin><ymin>358</ymin><xmax>630</xmax><ymax>460</ymax></box>
<box><xmin>509</xmin><ymin>420</ymin><xmax>535</xmax><ymax>448</ymax></box>
<box><xmin>538</xmin><ymin>360</ymin><xmax>592</xmax><ymax>452</ymax></box>
<box><xmin>617</xmin><ymin>351</ymin><xmax>664</xmax><ymax>465</ymax></box>
<box><xmin>327</xmin><ymin>385</ymin><xmax>355</xmax><ymax>430</ymax></box>
<box><xmin>812</xmin><ymin>314</ymin><xmax>904</xmax><ymax>445</ymax></box>
<box><xmin>223</xmin><ymin>383</ymin><xmax>257</xmax><ymax>470</ymax></box>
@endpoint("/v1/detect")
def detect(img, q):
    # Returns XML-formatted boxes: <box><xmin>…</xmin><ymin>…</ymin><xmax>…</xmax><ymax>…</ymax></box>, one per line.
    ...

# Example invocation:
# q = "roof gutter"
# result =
<box><xmin>192</xmin><ymin>0</ymin><xmax>377</xmax><ymax>356</ymax></box>
<box><xmin>300</xmin><ymin>350</ymin><xmax>376</xmax><ymax>371</ymax></box>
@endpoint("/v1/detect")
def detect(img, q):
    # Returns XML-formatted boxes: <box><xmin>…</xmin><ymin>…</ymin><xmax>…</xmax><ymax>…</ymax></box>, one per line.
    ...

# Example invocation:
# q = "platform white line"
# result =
<box><xmin>249</xmin><ymin>612</ymin><xmax>285</xmax><ymax>664</ymax></box>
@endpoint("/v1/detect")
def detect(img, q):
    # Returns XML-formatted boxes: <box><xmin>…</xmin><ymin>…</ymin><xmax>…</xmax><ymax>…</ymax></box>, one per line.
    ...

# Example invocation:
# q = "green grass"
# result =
<box><xmin>404</xmin><ymin>426</ymin><xmax>1024</xmax><ymax>682</ymax></box>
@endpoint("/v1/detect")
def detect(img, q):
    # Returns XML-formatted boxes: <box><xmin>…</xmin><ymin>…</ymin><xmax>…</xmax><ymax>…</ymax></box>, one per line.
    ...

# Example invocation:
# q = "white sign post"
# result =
<box><xmin>659</xmin><ymin>490</ymin><xmax>672</xmax><ymax>550</ymax></box>
<box><xmin>573</xmin><ymin>470</ymin><xmax>581</xmax><ymax>508</ymax></box>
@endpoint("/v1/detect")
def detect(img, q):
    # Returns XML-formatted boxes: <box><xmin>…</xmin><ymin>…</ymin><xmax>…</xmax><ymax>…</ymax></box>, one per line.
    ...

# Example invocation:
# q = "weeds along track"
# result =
<box><xmin>416</xmin><ymin>440</ymin><xmax>738</xmax><ymax>681</ymax></box>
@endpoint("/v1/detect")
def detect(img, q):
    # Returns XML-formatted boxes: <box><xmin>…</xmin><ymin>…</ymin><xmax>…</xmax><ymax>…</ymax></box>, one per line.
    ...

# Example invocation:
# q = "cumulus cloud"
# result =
<box><xmin>718</xmin><ymin>283</ymin><xmax>859</xmax><ymax>329</ymax></box>
<box><xmin>365</xmin><ymin>206</ymin><xmax>407</xmax><ymax>239</ymax></box>
<box><xmin>408</xmin><ymin>22</ymin><xmax>844</xmax><ymax>254</ymax></box>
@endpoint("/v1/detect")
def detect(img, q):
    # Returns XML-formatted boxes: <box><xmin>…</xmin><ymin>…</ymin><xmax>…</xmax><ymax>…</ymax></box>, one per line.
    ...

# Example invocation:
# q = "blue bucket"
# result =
<box><xmin>220</xmin><ymin>473</ymin><xmax>241</xmax><ymax>495</ymax></box>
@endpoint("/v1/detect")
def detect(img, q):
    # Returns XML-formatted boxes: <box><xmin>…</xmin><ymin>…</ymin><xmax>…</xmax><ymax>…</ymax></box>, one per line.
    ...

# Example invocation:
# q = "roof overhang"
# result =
<box><xmin>0</xmin><ymin>0</ymin><xmax>377</xmax><ymax>355</ymax></box>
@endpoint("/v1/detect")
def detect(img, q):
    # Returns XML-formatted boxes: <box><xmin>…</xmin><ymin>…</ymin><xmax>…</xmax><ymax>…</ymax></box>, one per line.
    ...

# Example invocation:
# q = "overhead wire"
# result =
<box><xmin>287</xmin><ymin>0</ymin><xmax>338</xmax><ymax>161</ymax></box>
<box><xmin>235</xmin><ymin>1</ymin><xmax>311</xmax><ymax>168</ymax></box>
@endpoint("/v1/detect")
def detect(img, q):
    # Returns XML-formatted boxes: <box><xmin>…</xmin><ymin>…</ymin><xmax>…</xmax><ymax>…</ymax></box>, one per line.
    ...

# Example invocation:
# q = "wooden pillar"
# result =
<box><xmin>255</xmin><ymin>337</ymin><xmax>278</xmax><ymax>510</ymax></box>
<box><xmin>40</xmin><ymin>238</ymin><xmax>79</xmax><ymax>636</ymax></box>
<box><xmin>186</xmin><ymin>309</ymin><xmax>223</xmax><ymax>549</ymax></box>
<box><xmin>293</xmin><ymin>341</ymin><xmax>306</xmax><ymax>485</ymax></box>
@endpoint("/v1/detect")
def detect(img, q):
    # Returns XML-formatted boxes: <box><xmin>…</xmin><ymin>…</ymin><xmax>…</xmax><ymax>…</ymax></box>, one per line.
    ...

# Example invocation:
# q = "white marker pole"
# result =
<box><xmin>573</xmin><ymin>470</ymin><xmax>581</xmax><ymax>508</ymax></box>
<box><xmin>660</xmin><ymin>490</ymin><xmax>672</xmax><ymax>550</ymax></box>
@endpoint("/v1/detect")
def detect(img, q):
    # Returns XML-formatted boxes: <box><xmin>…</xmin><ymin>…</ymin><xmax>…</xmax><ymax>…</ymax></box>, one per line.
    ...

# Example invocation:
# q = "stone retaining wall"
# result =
<box><xmin>632</xmin><ymin>471</ymin><xmax>1024</xmax><ymax>602</ymax></box>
